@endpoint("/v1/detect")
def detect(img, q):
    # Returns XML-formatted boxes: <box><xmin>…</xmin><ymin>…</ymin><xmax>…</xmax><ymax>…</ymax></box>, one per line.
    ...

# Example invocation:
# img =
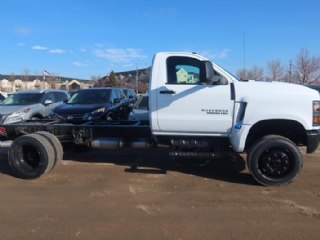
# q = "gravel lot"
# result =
<box><xmin>0</xmin><ymin>145</ymin><xmax>319</xmax><ymax>240</ymax></box>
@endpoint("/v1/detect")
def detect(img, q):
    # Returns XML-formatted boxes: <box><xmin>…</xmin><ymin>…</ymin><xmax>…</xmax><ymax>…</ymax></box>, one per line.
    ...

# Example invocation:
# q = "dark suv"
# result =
<box><xmin>51</xmin><ymin>88</ymin><xmax>129</xmax><ymax>123</ymax></box>
<box><xmin>307</xmin><ymin>84</ymin><xmax>320</xmax><ymax>93</ymax></box>
<box><xmin>122</xmin><ymin>88</ymin><xmax>138</xmax><ymax>108</ymax></box>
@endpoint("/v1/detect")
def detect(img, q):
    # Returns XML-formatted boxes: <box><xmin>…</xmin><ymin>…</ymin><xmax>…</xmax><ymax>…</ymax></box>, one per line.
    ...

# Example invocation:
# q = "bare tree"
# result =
<box><xmin>267</xmin><ymin>60</ymin><xmax>284</xmax><ymax>81</ymax></box>
<box><xmin>236</xmin><ymin>69</ymin><xmax>247</xmax><ymax>80</ymax></box>
<box><xmin>247</xmin><ymin>65</ymin><xmax>264</xmax><ymax>81</ymax></box>
<box><xmin>294</xmin><ymin>48</ymin><xmax>320</xmax><ymax>85</ymax></box>
<box><xmin>9</xmin><ymin>73</ymin><xmax>16</xmax><ymax>82</ymax></box>
<box><xmin>237</xmin><ymin>66</ymin><xmax>264</xmax><ymax>80</ymax></box>
<box><xmin>91</xmin><ymin>75</ymin><xmax>101</xmax><ymax>82</ymax></box>
<box><xmin>47</xmin><ymin>72</ymin><xmax>59</xmax><ymax>89</ymax></box>
<box><xmin>282</xmin><ymin>60</ymin><xmax>293</xmax><ymax>82</ymax></box>
<box><xmin>22</xmin><ymin>69</ymin><xmax>30</xmax><ymax>81</ymax></box>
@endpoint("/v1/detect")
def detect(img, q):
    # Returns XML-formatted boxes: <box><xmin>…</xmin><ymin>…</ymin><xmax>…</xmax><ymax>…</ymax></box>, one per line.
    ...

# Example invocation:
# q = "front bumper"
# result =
<box><xmin>306</xmin><ymin>130</ymin><xmax>320</xmax><ymax>154</ymax></box>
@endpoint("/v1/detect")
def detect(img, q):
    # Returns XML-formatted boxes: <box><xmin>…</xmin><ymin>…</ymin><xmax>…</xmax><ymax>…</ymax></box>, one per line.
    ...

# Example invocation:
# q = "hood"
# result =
<box><xmin>234</xmin><ymin>80</ymin><xmax>320</xmax><ymax>129</ymax></box>
<box><xmin>53</xmin><ymin>103</ymin><xmax>110</xmax><ymax>114</ymax></box>
<box><xmin>0</xmin><ymin>104</ymin><xmax>38</xmax><ymax>115</ymax></box>
<box><xmin>234</xmin><ymin>80</ymin><xmax>319</xmax><ymax>101</ymax></box>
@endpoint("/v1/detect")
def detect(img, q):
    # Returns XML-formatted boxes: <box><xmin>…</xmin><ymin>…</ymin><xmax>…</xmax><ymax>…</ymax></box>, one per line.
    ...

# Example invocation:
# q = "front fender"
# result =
<box><xmin>229</xmin><ymin>124</ymin><xmax>251</xmax><ymax>152</ymax></box>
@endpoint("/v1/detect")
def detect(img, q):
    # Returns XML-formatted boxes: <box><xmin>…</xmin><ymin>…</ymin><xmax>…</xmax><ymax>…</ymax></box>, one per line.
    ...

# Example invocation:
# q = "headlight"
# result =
<box><xmin>4</xmin><ymin>112</ymin><xmax>25</xmax><ymax>124</ymax></box>
<box><xmin>83</xmin><ymin>108</ymin><xmax>106</xmax><ymax>120</ymax></box>
<box><xmin>92</xmin><ymin>108</ymin><xmax>106</xmax><ymax>114</ymax></box>
<box><xmin>313</xmin><ymin>101</ymin><xmax>320</xmax><ymax>126</ymax></box>
<box><xmin>22</xmin><ymin>107</ymin><xmax>30</xmax><ymax>113</ymax></box>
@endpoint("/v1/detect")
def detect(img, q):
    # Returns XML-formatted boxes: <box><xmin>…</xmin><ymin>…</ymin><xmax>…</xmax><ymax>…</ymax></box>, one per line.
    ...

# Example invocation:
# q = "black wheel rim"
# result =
<box><xmin>258</xmin><ymin>148</ymin><xmax>293</xmax><ymax>179</ymax></box>
<box><xmin>17</xmin><ymin>144</ymin><xmax>41</xmax><ymax>170</ymax></box>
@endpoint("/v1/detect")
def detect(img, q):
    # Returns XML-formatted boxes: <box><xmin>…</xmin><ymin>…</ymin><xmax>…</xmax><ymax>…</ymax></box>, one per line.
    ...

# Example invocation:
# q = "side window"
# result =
<box><xmin>167</xmin><ymin>56</ymin><xmax>202</xmax><ymax>85</ymax></box>
<box><xmin>120</xmin><ymin>90</ymin><xmax>126</xmax><ymax>99</ymax></box>
<box><xmin>54</xmin><ymin>92</ymin><xmax>68</xmax><ymax>102</ymax></box>
<box><xmin>111</xmin><ymin>90</ymin><xmax>118</xmax><ymax>103</ymax></box>
<box><xmin>130</xmin><ymin>89</ymin><xmax>137</xmax><ymax>97</ymax></box>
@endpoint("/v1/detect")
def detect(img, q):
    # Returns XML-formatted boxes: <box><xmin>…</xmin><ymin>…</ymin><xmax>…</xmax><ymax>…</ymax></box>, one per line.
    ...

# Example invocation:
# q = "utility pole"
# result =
<box><xmin>288</xmin><ymin>60</ymin><xmax>292</xmax><ymax>83</ymax></box>
<box><xmin>135</xmin><ymin>66</ymin><xmax>138</xmax><ymax>93</ymax></box>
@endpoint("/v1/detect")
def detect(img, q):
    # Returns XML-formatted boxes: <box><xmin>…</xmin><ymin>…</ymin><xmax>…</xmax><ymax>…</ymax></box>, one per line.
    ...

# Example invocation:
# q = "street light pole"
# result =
<box><xmin>135</xmin><ymin>66</ymin><xmax>138</xmax><ymax>93</ymax></box>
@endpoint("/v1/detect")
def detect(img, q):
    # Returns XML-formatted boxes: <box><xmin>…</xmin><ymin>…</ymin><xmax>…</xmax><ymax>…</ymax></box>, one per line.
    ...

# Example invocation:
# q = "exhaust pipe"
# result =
<box><xmin>90</xmin><ymin>138</ymin><xmax>152</xmax><ymax>150</ymax></box>
<box><xmin>129</xmin><ymin>139</ymin><xmax>153</xmax><ymax>150</ymax></box>
<box><xmin>91</xmin><ymin>138</ymin><xmax>125</xmax><ymax>149</ymax></box>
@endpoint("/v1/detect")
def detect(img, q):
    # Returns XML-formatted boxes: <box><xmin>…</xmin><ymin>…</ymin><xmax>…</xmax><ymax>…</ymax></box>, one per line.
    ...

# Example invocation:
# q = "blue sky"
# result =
<box><xmin>1</xmin><ymin>0</ymin><xmax>319</xmax><ymax>80</ymax></box>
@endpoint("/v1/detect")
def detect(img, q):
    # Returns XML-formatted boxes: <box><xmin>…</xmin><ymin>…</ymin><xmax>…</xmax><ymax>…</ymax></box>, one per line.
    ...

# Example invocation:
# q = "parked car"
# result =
<box><xmin>307</xmin><ymin>84</ymin><xmax>320</xmax><ymax>93</ymax></box>
<box><xmin>0</xmin><ymin>89</ymin><xmax>69</xmax><ymax>124</ymax></box>
<box><xmin>51</xmin><ymin>88</ymin><xmax>129</xmax><ymax>123</ymax></box>
<box><xmin>128</xmin><ymin>94</ymin><xmax>149</xmax><ymax>121</ymax></box>
<box><xmin>122</xmin><ymin>88</ymin><xmax>138</xmax><ymax>108</ymax></box>
<box><xmin>0</xmin><ymin>92</ymin><xmax>8</xmax><ymax>102</ymax></box>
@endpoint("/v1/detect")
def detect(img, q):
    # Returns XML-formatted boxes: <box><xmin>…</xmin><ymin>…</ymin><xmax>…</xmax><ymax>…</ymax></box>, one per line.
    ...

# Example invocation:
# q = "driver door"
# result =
<box><xmin>155</xmin><ymin>56</ymin><xmax>234</xmax><ymax>135</ymax></box>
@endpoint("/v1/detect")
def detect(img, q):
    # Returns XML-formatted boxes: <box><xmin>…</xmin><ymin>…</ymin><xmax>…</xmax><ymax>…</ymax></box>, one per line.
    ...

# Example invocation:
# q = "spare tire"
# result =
<box><xmin>8</xmin><ymin>134</ymin><xmax>55</xmax><ymax>179</ymax></box>
<box><xmin>35</xmin><ymin>131</ymin><xmax>63</xmax><ymax>169</ymax></box>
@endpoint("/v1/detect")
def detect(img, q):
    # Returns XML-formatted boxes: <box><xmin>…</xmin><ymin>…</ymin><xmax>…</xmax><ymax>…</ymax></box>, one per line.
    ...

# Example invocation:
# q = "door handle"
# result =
<box><xmin>160</xmin><ymin>90</ymin><xmax>176</xmax><ymax>94</ymax></box>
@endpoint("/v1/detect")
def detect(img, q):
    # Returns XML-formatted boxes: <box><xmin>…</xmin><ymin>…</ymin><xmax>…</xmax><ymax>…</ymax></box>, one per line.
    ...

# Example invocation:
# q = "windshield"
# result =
<box><xmin>212</xmin><ymin>62</ymin><xmax>239</xmax><ymax>81</ymax></box>
<box><xmin>68</xmin><ymin>89</ymin><xmax>111</xmax><ymax>104</ymax></box>
<box><xmin>1</xmin><ymin>93</ymin><xmax>43</xmax><ymax>105</ymax></box>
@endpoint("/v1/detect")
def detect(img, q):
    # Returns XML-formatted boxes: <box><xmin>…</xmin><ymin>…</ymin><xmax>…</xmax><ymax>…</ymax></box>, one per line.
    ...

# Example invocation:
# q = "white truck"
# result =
<box><xmin>0</xmin><ymin>52</ymin><xmax>319</xmax><ymax>186</ymax></box>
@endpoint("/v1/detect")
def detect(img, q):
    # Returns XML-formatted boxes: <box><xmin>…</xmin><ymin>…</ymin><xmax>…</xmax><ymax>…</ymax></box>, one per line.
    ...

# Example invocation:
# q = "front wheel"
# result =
<box><xmin>247</xmin><ymin>135</ymin><xmax>303</xmax><ymax>186</ymax></box>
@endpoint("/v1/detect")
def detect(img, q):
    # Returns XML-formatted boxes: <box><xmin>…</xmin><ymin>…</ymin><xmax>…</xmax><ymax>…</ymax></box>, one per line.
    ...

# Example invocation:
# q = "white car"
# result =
<box><xmin>0</xmin><ymin>89</ymin><xmax>69</xmax><ymax>124</ymax></box>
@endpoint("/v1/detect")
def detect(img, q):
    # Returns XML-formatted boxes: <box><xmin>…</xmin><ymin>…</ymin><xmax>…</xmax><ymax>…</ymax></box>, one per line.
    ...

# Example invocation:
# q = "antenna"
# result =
<box><xmin>243</xmin><ymin>32</ymin><xmax>246</xmax><ymax>79</ymax></box>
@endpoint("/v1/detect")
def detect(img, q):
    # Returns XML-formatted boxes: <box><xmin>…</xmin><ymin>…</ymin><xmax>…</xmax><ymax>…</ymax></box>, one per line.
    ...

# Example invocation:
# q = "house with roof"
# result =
<box><xmin>0</xmin><ymin>74</ymin><xmax>94</xmax><ymax>92</ymax></box>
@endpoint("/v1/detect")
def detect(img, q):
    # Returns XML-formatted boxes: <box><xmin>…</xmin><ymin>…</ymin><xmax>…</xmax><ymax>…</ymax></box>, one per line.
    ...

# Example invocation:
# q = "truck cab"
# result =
<box><xmin>149</xmin><ymin>52</ymin><xmax>320</xmax><ymax>186</ymax></box>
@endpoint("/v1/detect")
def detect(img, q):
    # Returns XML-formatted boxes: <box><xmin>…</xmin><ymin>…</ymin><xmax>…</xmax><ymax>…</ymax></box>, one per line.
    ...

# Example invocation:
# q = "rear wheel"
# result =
<box><xmin>35</xmin><ymin>131</ymin><xmax>63</xmax><ymax>169</ymax></box>
<box><xmin>8</xmin><ymin>134</ymin><xmax>55</xmax><ymax>179</ymax></box>
<box><xmin>247</xmin><ymin>135</ymin><xmax>303</xmax><ymax>186</ymax></box>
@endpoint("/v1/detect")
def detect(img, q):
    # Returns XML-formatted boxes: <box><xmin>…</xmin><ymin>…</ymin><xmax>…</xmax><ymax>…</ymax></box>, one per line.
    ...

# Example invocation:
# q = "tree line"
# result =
<box><xmin>236</xmin><ymin>48</ymin><xmax>320</xmax><ymax>84</ymax></box>
<box><xmin>93</xmin><ymin>69</ymin><xmax>150</xmax><ymax>93</ymax></box>
<box><xmin>94</xmin><ymin>48</ymin><xmax>320</xmax><ymax>89</ymax></box>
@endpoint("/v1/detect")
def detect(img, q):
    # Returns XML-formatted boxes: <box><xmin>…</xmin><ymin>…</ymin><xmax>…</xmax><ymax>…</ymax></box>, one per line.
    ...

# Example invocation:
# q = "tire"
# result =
<box><xmin>247</xmin><ymin>135</ymin><xmax>303</xmax><ymax>186</ymax></box>
<box><xmin>35</xmin><ymin>131</ymin><xmax>63</xmax><ymax>169</ymax></box>
<box><xmin>8</xmin><ymin>134</ymin><xmax>55</xmax><ymax>179</ymax></box>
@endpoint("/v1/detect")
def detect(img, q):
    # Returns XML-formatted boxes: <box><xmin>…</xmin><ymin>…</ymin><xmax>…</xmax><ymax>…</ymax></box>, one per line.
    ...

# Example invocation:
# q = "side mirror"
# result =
<box><xmin>204</xmin><ymin>61</ymin><xmax>228</xmax><ymax>85</ymax></box>
<box><xmin>205</xmin><ymin>61</ymin><xmax>215</xmax><ymax>84</ymax></box>
<box><xmin>44</xmin><ymin>99</ymin><xmax>53</xmax><ymax>105</ymax></box>
<box><xmin>113</xmin><ymin>98</ymin><xmax>120</xmax><ymax>104</ymax></box>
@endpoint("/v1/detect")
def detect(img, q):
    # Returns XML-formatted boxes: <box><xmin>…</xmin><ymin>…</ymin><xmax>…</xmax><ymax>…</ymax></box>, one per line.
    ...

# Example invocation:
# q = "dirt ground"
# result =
<box><xmin>0</xmin><ymin>144</ymin><xmax>319</xmax><ymax>240</ymax></box>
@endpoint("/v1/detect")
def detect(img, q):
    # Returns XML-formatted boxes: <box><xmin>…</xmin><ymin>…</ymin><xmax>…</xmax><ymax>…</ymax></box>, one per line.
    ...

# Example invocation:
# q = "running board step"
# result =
<box><xmin>169</xmin><ymin>151</ymin><xmax>216</xmax><ymax>158</ymax></box>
